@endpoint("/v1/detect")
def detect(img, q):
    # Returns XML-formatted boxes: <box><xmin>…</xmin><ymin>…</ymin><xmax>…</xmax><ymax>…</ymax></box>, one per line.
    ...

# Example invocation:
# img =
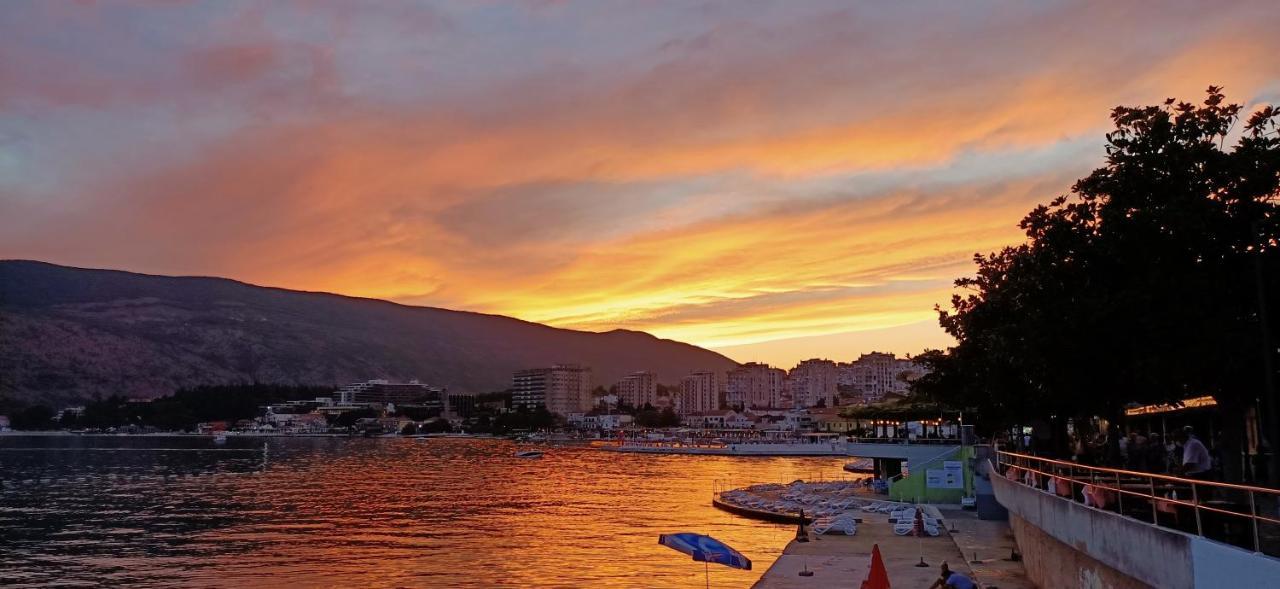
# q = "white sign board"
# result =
<box><xmin>926</xmin><ymin>460</ymin><xmax>964</xmax><ymax>489</ymax></box>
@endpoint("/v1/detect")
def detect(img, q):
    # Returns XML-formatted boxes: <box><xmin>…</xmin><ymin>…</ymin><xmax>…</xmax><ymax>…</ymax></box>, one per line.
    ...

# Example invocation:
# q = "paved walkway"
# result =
<box><xmin>753</xmin><ymin>510</ymin><xmax>974</xmax><ymax>588</ymax></box>
<box><xmin>753</xmin><ymin>509</ymin><xmax>1033</xmax><ymax>589</ymax></box>
<box><xmin>938</xmin><ymin>507</ymin><xmax>1035</xmax><ymax>589</ymax></box>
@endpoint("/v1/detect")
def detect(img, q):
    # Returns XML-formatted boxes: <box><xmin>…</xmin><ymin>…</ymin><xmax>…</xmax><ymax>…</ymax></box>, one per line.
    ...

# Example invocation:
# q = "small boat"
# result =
<box><xmin>515</xmin><ymin>450</ymin><xmax>544</xmax><ymax>459</ymax></box>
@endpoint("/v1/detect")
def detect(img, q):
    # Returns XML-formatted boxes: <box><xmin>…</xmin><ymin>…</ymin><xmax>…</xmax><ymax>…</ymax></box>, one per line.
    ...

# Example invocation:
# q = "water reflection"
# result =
<box><xmin>1</xmin><ymin>437</ymin><xmax>857</xmax><ymax>588</ymax></box>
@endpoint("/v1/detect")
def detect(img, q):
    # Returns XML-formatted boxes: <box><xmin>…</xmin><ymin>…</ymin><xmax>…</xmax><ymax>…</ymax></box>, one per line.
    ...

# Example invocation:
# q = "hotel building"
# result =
<box><xmin>513</xmin><ymin>364</ymin><xmax>593</xmax><ymax>416</ymax></box>
<box><xmin>725</xmin><ymin>362</ymin><xmax>787</xmax><ymax>409</ymax></box>
<box><xmin>787</xmin><ymin>358</ymin><xmax>839</xmax><ymax>408</ymax></box>
<box><xmin>837</xmin><ymin>352</ymin><xmax>928</xmax><ymax>403</ymax></box>
<box><xmin>615</xmin><ymin>371</ymin><xmax>658</xmax><ymax>409</ymax></box>
<box><xmin>333</xmin><ymin>380</ymin><xmax>444</xmax><ymax>409</ymax></box>
<box><xmin>677</xmin><ymin>370</ymin><xmax>721</xmax><ymax>415</ymax></box>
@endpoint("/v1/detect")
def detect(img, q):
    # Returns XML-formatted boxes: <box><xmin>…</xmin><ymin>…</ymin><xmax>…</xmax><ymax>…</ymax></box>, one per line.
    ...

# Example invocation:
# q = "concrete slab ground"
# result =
<box><xmin>938</xmin><ymin>506</ymin><xmax>1035</xmax><ymax>589</ymax></box>
<box><xmin>753</xmin><ymin>511</ymin><xmax>988</xmax><ymax>589</ymax></box>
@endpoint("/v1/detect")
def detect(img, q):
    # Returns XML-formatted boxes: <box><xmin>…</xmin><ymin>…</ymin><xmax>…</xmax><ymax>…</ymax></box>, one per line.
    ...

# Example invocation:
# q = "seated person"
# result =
<box><xmin>928</xmin><ymin>562</ymin><xmax>977</xmax><ymax>589</ymax></box>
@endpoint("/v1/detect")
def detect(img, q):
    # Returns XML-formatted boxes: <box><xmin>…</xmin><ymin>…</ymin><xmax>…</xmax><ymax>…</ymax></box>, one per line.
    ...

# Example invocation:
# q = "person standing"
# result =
<box><xmin>1176</xmin><ymin>426</ymin><xmax>1214</xmax><ymax>505</ymax></box>
<box><xmin>1177</xmin><ymin>427</ymin><xmax>1213</xmax><ymax>480</ymax></box>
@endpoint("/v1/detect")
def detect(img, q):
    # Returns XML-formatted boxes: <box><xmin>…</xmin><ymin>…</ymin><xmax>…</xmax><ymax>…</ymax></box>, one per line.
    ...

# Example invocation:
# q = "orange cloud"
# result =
<box><xmin>3</xmin><ymin>1</ymin><xmax>1278</xmax><ymax>365</ymax></box>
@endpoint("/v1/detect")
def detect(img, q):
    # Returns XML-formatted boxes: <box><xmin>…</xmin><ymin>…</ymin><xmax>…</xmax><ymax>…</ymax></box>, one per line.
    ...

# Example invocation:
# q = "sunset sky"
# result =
<box><xmin>2</xmin><ymin>1</ymin><xmax>1278</xmax><ymax>366</ymax></box>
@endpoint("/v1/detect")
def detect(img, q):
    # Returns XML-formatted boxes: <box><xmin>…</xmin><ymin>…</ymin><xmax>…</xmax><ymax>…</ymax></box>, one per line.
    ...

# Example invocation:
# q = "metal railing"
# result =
<box><xmin>846</xmin><ymin>436</ymin><xmax>961</xmax><ymax>446</ymax></box>
<box><xmin>997</xmin><ymin>450</ymin><xmax>1280</xmax><ymax>556</ymax></box>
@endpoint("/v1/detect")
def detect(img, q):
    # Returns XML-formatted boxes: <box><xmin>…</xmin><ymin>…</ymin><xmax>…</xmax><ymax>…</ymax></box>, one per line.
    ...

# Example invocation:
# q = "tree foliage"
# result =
<box><xmin>420</xmin><ymin>418</ymin><xmax>453</xmax><ymax>433</ymax></box>
<box><xmin>47</xmin><ymin>384</ymin><xmax>335</xmax><ymax>431</ymax></box>
<box><xmin>634</xmin><ymin>406</ymin><xmax>681</xmax><ymax>428</ymax></box>
<box><xmin>915</xmin><ymin>88</ymin><xmax>1280</xmax><ymax>433</ymax></box>
<box><xmin>490</xmin><ymin>405</ymin><xmax>557</xmax><ymax>433</ymax></box>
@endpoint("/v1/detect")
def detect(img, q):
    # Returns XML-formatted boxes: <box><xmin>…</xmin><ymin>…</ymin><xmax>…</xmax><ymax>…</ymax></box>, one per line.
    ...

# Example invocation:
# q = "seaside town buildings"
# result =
<box><xmin>615</xmin><ymin>371</ymin><xmax>658</xmax><ymax>409</ymax></box>
<box><xmin>677</xmin><ymin>370</ymin><xmax>720</xmax><ymax>415</ymax></box>
<box><xmin>726</xmin><ymin>362</ymin><xmax>788</xmax><ymax>409</ymax></box>
<box><xmin>787</xmin><ymin>358</ymin><xmax>839</xmax><ymax>408</ymax></box>
<box><xmin>837</xmin><ymin>352</ymin><xmax>927</xmax><ymax>403</ymax></box>
<box><xmin>681</xmin><ymin>410</ymin><xmax>755</xmax><ymax>429</ymax></box>
<box><xmin>261</xmin><ymin>410</ymin><xmax>329</xmax><ymax>433</ymax></box>
<box><xmin>679</xmin><ymin>355</ymin><xmax>928</xmax><ymax>415</ymax></box>
<box><xmin>27</xmin><ymin>352</ymin><xmax>930</xmax><ymax>436</ymax></box>
<box><xmin>513</xmin><ymin>364</ymin><xmax>593</xmax><ymax>415</ymax></box>
<box><xmin>567</xmin><ymin>412</ymin><xmax>634</xmax><ymax>429</ymax></box>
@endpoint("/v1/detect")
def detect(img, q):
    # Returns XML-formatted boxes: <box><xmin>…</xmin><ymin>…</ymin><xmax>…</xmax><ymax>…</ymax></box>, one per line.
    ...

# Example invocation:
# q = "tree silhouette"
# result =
<box><xmin>915</xmin><ymin>87</ymin><xmax>1279</xmax><ymax>480</ymax></box>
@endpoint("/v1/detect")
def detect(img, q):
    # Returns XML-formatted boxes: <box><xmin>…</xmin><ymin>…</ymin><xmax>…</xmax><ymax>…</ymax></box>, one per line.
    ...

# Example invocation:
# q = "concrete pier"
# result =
<box><xmin>752</xmin><ymin>508</ymin><xmax>1031</xmax><ymax>588</ymax></box>
<box><xmin>607</xmin><ymin>442</ymin><xmax>850</xmax><ymax>456</ymax></box>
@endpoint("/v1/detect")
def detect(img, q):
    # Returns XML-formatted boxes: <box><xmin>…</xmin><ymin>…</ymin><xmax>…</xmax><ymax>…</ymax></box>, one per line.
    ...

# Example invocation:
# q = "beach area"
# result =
<box><xmin>711</xmin><ymin>479</ymin><xmax>1033</xmax><ymax>589</ymax></box>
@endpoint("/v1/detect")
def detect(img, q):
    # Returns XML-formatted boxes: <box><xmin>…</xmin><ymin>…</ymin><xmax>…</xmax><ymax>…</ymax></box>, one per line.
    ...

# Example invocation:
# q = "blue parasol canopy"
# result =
<box><xmin>658</xmin><ymin>533</ymin><xmax>752</xmax><ymax>570</ymax></box>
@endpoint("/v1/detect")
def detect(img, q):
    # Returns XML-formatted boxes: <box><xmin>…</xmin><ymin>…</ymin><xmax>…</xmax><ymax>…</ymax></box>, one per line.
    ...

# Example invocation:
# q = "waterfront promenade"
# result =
<box><xmin>608</xmin><ymin>441</ymin><xmax>849</xmax><ymax>456</ymax></box>
<box><xmin>608</xmin><ymin>437</ymin><xmax>962</xmax><ymax>458</ymax></box>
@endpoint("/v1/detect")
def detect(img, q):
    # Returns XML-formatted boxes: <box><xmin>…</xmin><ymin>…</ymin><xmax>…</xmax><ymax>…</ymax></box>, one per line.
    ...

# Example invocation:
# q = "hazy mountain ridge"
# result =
<box><xmin>0</xmin><ymin>261</ymin><xmax>739</xmax><ymax>406</ymax></box>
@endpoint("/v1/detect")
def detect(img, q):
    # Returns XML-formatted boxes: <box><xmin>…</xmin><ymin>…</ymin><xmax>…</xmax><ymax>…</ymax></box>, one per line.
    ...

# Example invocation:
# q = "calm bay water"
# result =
<box><xmin>0</xmin><ymin>436</ymin><xmax>855</xmax><ymax>588</ymax></box>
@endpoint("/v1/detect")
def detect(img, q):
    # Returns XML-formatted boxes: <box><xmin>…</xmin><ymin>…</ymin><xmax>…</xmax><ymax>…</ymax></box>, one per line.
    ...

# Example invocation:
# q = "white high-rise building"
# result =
<box><xmin>725</xmin><ymin>363</ymin><xmax>787</xmax><ymax>409</ymax></box>
<box><xmin>678</xmin><ymin>370</ymin><xmax>720</xmax><ymax>415</ymax></box>
<box><xmin>788</xmin><ymin>358</ymin><xmax>839</xmax><ymax>408</ymax></box>
<box><xmin>616</xmin><ymin>371</ymin><xmax>658</xmax><ymax>409</ymax></box>
<box><xmin>513</xmin><ymin>364</ymin><xmax>593</xmax><ymax>415</ymax></box>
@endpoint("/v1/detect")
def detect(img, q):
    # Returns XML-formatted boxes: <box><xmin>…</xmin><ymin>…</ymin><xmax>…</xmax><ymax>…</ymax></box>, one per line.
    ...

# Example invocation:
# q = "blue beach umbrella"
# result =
<box><xmin>659</xmin><ymin>533</ymin><xmax>751</xmax><ymax>588</ymax></box>
<box><xmin>659</xmin><ymin>532</ymin><xmax>752</xmax><ymax>574</ymax></box>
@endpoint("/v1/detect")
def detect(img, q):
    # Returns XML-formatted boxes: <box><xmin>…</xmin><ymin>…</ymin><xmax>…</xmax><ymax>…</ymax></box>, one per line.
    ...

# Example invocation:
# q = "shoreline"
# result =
<box><xmin>0</xmin><ymin>431</ymin><xmax>505</xmax><ymax>439</ymax></box>
<box><xmin>605</xmin><ymin>443</ymin><xmax>851</xmax><ymax>456</ymax></box>
<box><xmin>712</xmin><ymin>496</ymin><xmax>813</xmax><ymax>524</ymax></box>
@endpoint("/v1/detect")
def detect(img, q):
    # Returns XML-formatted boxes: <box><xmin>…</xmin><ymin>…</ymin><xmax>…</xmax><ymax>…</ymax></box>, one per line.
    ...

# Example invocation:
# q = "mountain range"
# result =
<box><xmin>0</xmin><ymin>260</ymin><xmax>739</xmax><ymax>407</ymax></box>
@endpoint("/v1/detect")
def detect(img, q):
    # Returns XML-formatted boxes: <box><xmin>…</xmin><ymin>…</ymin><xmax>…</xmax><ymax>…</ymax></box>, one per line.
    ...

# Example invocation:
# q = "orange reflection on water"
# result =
<box><xmin>198</xmin><ymin>439</ymin><xmax>853</xmax><ymax>588</ymax></box>
<box><xmin>1</xmin><ymin>437</ymin><xmax>859</xmax><ymax>588</ymax></box>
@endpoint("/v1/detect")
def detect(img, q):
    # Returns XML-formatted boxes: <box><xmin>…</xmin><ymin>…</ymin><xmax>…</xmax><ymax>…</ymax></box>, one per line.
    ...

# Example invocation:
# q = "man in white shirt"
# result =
<box><xmin>1177</xmin><ymin>426</ymin><xmax>1213</xmax><ymax>480</ymax></box>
